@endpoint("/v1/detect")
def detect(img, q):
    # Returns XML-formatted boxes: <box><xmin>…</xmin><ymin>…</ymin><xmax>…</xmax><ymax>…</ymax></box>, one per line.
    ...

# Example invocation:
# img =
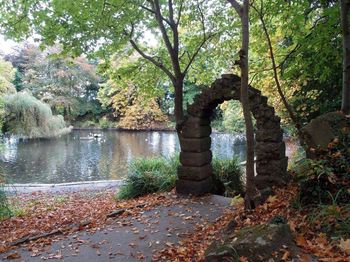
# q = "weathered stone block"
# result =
<box><xmin>180</xmin><ymin>137</ymin><xmax>211</xmax><ymax>152</ymax></box>
<box><xmin>256</xmin><ymin>157</ymin><xmax>288</xmax><ymax>177</ymax></box>
<box><xmin>176</xmin><ymin>176</ymin><xmax>213</xmax><ymax>195</ymax></box>
<box><xmin>178</xmin><ymin>164</ymin><xmax>213</xmax><ymax>181</ymax></box>
<box><xmin>184</xmin><ymin>116</ymin><xmax>210</xmax><ymax>127</ymax></box>
<box><xmin>205</xmin><ymin>223</ymin><xmax>303</xmax><ymax>262</ymax></box>
<box><xmin>255</xmin><ymin>128</ymin><xmax>283</xmax><ymax>142</ymax></box>
<box><xmin>254</xmin><ymin>175</ymin><xmax>287</xmax><ymax>189</ymax></box>
<box><xmin>256</xmin><ymin>116</ymin><xmax>281</xmax><ymax>130</ymax></box>
<box><xmin>180</xmin><ymin>151</ymin><xmax>212</xmax><ymax>167</ymax></box>
<box><xmin>181</xmin><ymin>126</ymin><xmax>211</xmax><ymax>138</ymax></box>
<box><xmin>255</xmin><ymin>142</ymin><xmax>286</xmax><ymax>160</ymax></box>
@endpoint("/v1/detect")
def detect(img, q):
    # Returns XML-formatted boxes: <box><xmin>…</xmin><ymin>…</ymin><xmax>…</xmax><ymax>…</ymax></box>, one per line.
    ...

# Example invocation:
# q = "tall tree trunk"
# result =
<box><xmin>229</xmin><ymin>0</ymin><xmax>257</xmax><ymax>209</ymax></box>
<box><xmin>174</xmin><ymin>78</ymin><xmax>184</xmax><ymax>125</ymax></box>
<box><xmin>340</xmin><ymin>0</ymin><xmax>350</xmax><ymax>114</ymax></box>
<box><xmin>240</xmin><ymin>0</ymin><xmax>256</xmax><ymax>210</ymax></box>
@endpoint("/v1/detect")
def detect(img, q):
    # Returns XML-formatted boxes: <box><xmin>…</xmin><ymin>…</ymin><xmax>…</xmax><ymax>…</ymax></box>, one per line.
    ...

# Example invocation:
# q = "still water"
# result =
<box><xmin>0</xmin><ymin>130</ymin><xmax>247</xmax><ymax>184</ymax></box>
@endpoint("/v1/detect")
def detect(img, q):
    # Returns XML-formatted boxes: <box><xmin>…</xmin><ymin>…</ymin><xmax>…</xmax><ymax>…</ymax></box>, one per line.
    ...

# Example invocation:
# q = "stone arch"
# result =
<box><xmin>176</xmin><ymin>74</ymin><xmax>290</xmax><ymax>195</ymax></box>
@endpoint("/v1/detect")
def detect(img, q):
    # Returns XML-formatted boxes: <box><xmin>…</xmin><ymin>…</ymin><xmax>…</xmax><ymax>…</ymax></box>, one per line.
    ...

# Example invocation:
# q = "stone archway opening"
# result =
<box><xmin>176</xmin><ymin>74</ymin><xmax>290</xmax><ymax>196</ymax></box>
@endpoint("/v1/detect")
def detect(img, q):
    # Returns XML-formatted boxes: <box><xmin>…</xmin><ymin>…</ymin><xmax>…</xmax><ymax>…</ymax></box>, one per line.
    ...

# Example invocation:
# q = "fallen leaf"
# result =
<box><xmin>339</xmin><ymin>238</ymin><xmax>350</xmax><ymax>254</ymax></box>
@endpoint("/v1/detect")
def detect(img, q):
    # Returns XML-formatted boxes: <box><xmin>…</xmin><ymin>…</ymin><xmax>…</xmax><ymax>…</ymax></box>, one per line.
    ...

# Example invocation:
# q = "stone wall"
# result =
<box><xmin>176</xmin><ymin>74</ymin><xmax>289</xmax><ymax>195</ymax></box>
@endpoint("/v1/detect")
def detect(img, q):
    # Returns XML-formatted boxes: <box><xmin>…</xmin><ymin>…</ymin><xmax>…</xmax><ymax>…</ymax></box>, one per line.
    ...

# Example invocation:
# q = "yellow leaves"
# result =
<box><xmin>339</xmin><ymin>239</ymin><xmax>350</xmax><ymax>255</ymax></box>
<box><xmin>230</xmin><ymin>195</ymin><xmax>244</xmax><ymax>206</ymax></box>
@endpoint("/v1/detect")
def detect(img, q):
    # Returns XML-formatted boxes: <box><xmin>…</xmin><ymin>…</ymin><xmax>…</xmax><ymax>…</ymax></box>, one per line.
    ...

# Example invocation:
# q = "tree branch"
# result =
<box><xmin>176</xmin><ymin>0</ymin><xmax>184</xmax><ymax>26</ymax></box>
<box><xmin>182</xmin><ymin>33</ymin><xmax>216</xmax><ymax>75</ymax></box>
<box><xmin>153</xmin><ymin>0</ymin><xmax>174</xmax><ymax>53</ymax></box>
<box><xmin>227</xmin><ymin>0</ymin><xmax>242</xmax><ymax>15</ymax></box>
<box><xmin>129</xmin><ymin>39</ymin><xmax>175</xmax><ymax>82</ymax></box>
<box><xmin>139</xmin><ymin>4</ymin><xmax>171</xmax><ymax>26</ymax></box>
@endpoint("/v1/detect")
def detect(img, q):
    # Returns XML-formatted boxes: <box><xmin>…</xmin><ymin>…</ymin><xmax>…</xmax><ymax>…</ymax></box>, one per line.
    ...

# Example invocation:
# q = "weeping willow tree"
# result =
<box><xmin>4</xmin><ymin>91</ymin><xmax>72</xmax><ymax>138</ymax></box>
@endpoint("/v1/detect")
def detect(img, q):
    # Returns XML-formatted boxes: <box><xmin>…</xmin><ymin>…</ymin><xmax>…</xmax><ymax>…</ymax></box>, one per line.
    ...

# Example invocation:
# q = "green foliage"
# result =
<box><xmin>0</xmin><ymin>58</ymin><xmax>16</xmax><ymax>95</ymax></box>
<box><xmin>79</xmin><ymin>120</ymin><xmax>97</xmax><ymax>128</ymax></box>
<box><xmin>118</xmin><ymin>155</ymin><xmax>244</xmax><ymax>199</ymax></box>
<box><xmin>212</xmin><ymin>157</ymin><xmax>244</xmax><ymax>196</ymax></box>
<box><xmin>99</xmin><ymin>118</ymin><xmax>115</xmax><ymax>129</ymax></box>
<box><xmin>4</xmin><ymin>91</ymin><xmax>72</xmax><ymax>138</ymax></box>
<box><xmin>117</xmin><ymin>155</ymin><xmax>179</xmax><ymax>199</ymax></box>
<box><xmin>0</xmin><ymin>174</ymin><xmax>12</xmax><ymax>220</ymax></box>
<box><xmin>5</xmin><ymin>44</ymin><xmax>103</xmax><ymax>122</ymax></box>
<box><xmin>98</xmin><ymin>76</ymin><xmax>168</xmax><ymax>130</ymax></box>
<box><xmin>293</xmin><ymin>132</ymin><xmax>350</xmax><ymax>206</ymax></box>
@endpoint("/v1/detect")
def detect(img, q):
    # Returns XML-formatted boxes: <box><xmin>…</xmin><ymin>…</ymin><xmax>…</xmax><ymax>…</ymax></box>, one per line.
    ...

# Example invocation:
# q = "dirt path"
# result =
<box><xmin>1</xmin><ymin>195</ymin><xmax>233</xmax><ymax>262</ymax></box>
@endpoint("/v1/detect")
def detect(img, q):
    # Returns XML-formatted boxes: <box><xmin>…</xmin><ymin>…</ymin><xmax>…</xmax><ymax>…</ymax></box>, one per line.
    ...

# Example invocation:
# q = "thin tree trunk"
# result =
<box><xmin>254</xmin><ymin>5</ymin><xmax>301</xmax><ymax>129</ymax></box>
<box><xmin>240</xmin><ymin>0</ymin><xmax>256</xmax><ymax>210</ymax></box>
<box><xmin>229</xmin><ymin>0</ymin><xmax>257</xmax><ymax>209</ymax></box>
<box><xmin>340</xmin><ymin>0</ymin><xmax>350</xmax><ymax>114</ymax></box>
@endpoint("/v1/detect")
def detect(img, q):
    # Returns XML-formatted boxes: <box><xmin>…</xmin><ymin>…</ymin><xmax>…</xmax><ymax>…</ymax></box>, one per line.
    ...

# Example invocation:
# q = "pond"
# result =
<box><xmin>0</xmin><ymin>130</ymin><xmax>248</xmax><ymax>184</ymax></box>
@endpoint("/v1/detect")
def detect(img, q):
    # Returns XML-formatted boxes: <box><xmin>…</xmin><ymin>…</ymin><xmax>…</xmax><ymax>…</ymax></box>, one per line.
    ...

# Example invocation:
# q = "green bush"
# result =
<box><xmin>0</xmin><ymin>174</ymin><xmax>11</xmax><ymax>220</ymax></box>
<box><xmin>80</xmin><ymin>120</ymin><xmax>97</xmax><ymax>128</ymax></box>
<box><xmin>117</xmin><ymin>155</ymin><xmax>244</xmax><ymax>199</ymax></box>
<box><xmin>117</xmin><ymin>155</ymin><xmax>178</xmax><ymax>199</ymax></box>
<box><xmin>293</xmin><ymin>132</ymin><xmax>350</xmax><ymax>206</ymax></box>
<box><xmin>99</xmin><ymin>118</ymin><xmax>115</xmax><ymax>129</ymax></box>
<box><xmin>4</xmin><ymin>91</ymin><xmax>72</xmax><ymax>138</ymax></box>
<box><xmin>212</xmin><ymin>158</ymin><xmax>244</xmax><ymax>196</ymax></box>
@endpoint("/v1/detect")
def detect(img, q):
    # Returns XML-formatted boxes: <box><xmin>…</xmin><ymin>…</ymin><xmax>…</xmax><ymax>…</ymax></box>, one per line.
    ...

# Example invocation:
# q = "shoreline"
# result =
<box><xmin>4</xmin><ymin>180</ymin><xmax>124</xmax><ymax>194</ymax></box>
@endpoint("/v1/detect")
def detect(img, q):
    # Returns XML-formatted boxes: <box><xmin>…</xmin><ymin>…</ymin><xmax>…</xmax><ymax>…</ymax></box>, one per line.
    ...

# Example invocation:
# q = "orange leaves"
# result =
<box><xmin>295</xmin><ymin>235</ymin><xmax>308</xmax><ymax>248</ymax></box>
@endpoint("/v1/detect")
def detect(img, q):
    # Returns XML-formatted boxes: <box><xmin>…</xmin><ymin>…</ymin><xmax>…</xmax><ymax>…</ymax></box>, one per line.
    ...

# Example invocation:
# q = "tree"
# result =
<box><xmin>0</xmin><ymin>57</ymin><xmax>16</xmax><ymax>95</ymax></box>
<box><xmin>340</xmin><ymin>0</ymin><xmax>350</xmax><ymax>114</ymax></box>
<box><xmin>5</xmin><ymin>44</ymin><xmax>102</xmax><ymax>121</ymax></box>
<box><xmin>0</xmin><ymin>0</ymin><xmax>225</xmax><ymax>128</ymax></box>
<box><xmin>228</xmin><ymin>0</ymin><xmax>258</xmax><ymax>209</ymax></box>
<box><xmin>0</xmin><ymin>57</ymin><xmax>16</xmax><ymax>132</ymax></box>
<box><xmin>251</xmin><ymin>0</ymin><xmax>302</xmax><ymax>134</ymax></box>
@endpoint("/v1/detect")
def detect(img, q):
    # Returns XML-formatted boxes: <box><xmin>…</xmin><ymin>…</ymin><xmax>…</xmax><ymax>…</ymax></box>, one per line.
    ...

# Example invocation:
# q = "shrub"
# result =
<box><xmin>4</xmin><ymin>91</ymin><xmax>72</xmax><ymax>138</ymax></box>
<box><xmin>293</xmin><ymin>131</ymin><xmax>350</xmax><ymax>205</ymax></box>
<box><xmin>212</xmin><ymin>158</ymin><xmax>244</xmax><ymax>197</ymax></box>
<box><xmin>0</xmin><ymin>174</ymin><xmax>11</xmax><ymax>220</ymax></box>
<box><xmin>118</xmin><ymin>155</ymin><xmax>244</xmax><ymax>199</ymax></box>
<box><xmin>117</xmin><ymin>155</ymin><xmax>178</xmax><ymax>199</ymax></box>
<box><xmin>99</xmin><ymin>118</ymin><xmax>115</xmax><ymax>129</ymax></box>
<box><xmin>80</xmin><ymin>120</ymin><xmax>97</xmax><ymax>128</ymax></box>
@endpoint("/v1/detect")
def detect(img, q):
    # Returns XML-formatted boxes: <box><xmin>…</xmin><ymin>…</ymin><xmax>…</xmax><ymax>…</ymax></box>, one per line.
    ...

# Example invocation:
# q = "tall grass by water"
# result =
<box><xmin>117</xmin><ymin>155</ymin><xmax>243</xmax><ymax>199</ymax></box>
<box><xmin>0</xmin><ymin>173</ymin><xmax>11</xmax><ymax>220</ymax></box>
<box><xmin>118</xmin><ymin>155</ymin><xmax>178</xmax><ymax>199</ymax></box>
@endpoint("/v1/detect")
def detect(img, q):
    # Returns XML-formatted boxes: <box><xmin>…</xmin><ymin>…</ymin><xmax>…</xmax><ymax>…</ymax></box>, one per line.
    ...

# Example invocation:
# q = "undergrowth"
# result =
<box><xmin>0</xmin><ymin>173</ymin><xmax>11</xmax><ymax>220</ymax></box>
<box><xmin>292</xmin><ymin>130</ymin><xmax>350</xmax><ymax>239</ymax></box>
<box><xmin>118</xmin><ymin>155</ymin><xmax>243</xmax><ymax>199</ymax></box>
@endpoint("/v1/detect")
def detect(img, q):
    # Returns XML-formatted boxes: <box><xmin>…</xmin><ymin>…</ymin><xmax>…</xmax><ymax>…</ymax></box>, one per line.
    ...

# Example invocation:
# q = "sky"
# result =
<box><xmin>0</xmin><ymin>35</ymin><xmax>19</xmax><ymax>54</ymax></box>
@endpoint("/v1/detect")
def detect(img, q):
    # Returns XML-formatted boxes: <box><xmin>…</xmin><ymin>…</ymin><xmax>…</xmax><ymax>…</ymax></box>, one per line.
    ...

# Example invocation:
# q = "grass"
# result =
<box><xmin>117</xmin><ymin>155</ymin><xmax>178</xmax><ymax>199</ymax></box>
<box><xmin>212</xmin><ymin>157</ymin><xmax>244</xmax><ymax>196</ymax></box>
<box><xmin>0</xmin><ymin>174</ymin><xmax>12</xmax><ymax>220</ymax></box>
<box><xmin>117</xmin><ymin>155</ymin><xmax>243</xmax><ymax>199</ymax></box>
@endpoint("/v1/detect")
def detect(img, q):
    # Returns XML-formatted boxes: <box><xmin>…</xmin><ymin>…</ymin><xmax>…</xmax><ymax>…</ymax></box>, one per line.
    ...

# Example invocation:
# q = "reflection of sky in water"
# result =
<box><xmin>0</xmin><ymin>130</ymin><xmax>248</xmax><ymax>184</ymax></box>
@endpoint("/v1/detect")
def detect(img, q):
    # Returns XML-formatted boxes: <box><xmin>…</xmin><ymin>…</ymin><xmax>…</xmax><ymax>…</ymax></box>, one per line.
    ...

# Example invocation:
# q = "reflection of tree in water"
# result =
<box><xmin>4</xmin><ymin>136</ymin><xmax>75</xmax><ymax>183</ymax></box>
<box><xmin>1</xmin><ymin>130</ymin><xmax>256</xmax><ymax>183</ymax></box>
